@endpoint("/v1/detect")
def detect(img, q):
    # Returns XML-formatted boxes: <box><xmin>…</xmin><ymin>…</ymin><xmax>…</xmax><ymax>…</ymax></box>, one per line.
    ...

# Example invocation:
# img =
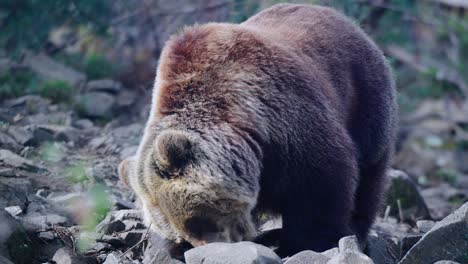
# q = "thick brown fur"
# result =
<box><xmin>119</xmin><ymin>3</ymin><xmax>397</xmax><ymax>257</ymax></box>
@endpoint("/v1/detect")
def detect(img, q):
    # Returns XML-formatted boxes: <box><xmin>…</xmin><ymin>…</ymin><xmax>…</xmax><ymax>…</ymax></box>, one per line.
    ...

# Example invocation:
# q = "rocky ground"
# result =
<box><xmin>0</xmin><ymin>54</ymin><xmax>467</xmax><ymax>264</ymax></box>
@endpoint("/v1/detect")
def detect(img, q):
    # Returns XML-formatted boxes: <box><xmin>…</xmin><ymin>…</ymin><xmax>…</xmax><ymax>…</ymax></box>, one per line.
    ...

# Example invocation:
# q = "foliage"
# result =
<box><xmin>0</xmin><ymin>69</ymin><xmax>38</xmax><ymax>99</ymax></box>
<box><xmin>37</xmin><ymin>80</ymin><xmax>74</xmax><ymax>103</ymax></box>
<box><xmin>0</xmin><ymin>0</ymin><xmax>112</xmax><ymax>56</ymax></box>
<box><xmin>83</xmin><ymin>53</ymin><xmax>115</xmax><ymax>80</ymax></box>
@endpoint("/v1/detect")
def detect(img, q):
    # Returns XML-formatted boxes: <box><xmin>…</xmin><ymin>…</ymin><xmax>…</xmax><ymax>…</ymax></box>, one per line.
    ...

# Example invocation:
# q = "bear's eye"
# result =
<box><xmin>151</xmin><ymin>156</ymin><xmax>172</xmax><ymax>180</ymax></box>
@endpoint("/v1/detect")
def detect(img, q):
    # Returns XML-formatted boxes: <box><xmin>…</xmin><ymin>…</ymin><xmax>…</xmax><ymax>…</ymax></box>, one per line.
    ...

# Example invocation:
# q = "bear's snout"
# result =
<box><xmin>184</xmin><ymin>216</ymin><xmax>220</xmax><ymax>239</ymax></box>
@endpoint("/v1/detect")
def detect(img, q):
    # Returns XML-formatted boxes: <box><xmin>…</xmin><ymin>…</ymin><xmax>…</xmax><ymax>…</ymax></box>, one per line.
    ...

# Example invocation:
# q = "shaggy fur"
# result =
<box><xmin>119</xmin><ymin>3</ymin><xmax>397</xmax><ymax>256</ymax></box>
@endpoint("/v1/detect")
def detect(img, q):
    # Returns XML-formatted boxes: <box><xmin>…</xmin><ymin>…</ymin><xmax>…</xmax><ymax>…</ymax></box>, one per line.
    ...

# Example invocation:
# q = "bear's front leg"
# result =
<box><xmin>277</xmin><ymin>154</ymin><xmax>358</xmax><ymax>257</ymax></box>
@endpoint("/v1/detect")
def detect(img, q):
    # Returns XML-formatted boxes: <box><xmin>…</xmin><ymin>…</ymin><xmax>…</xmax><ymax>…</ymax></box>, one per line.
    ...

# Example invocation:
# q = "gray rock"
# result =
<box><xmin>103</xmin><ymin>253</ymin><xmax>121</xmax><ymax>264</ymax></box>
<box><xmin>50</xmin><ymin>192</ymin><xmax>83</xmax><ymax>205</ymax></box>
<box><xmin>120</xmin><ymin>231</ymin><xmax>143</xmax><ymax>246</ymax></box>
<box><xmin>322</xmin><ymin>248</ymin><xmax>339</xmax><ymax>259</ymax></box>
<box><xmin>76</xmin><ymin>92</ymin><xmax>116</xmax><ymax>118</ymax></box>
<box><xmin>284</xmin><ymin>250</ymin><xmax>329</xmax><ymax>264</ymax></box>
<box><xmin>338</xmin><ymin>235</ymin><xmax>361</xmax><ymax>252</ymax></box>
<box><xmin>123</xmin><ymin>220</ymin><xmax>145</xmax><ymax>231</ymax></box>
<box><xmin>22</xmin><ymin>214</ymin><xmax>68</xmax><ymax>230</ymax></box>
<box><xmin>0</xmin><ymin>210</ymin><xmax>34</xmax><ymax>263</ymax></box>
<box><xmin>97</xmin><ymin>219</ymin><xmax>126</xmax><ymax>234</ymax></box>
<box><xmin>184</xmin><ymin>241</ymin><xmax>282</xmax><ymax>264</ymax></box>
<box><xmin>421</xmin><ymin>184</ymin><xmax>465</xmax><ymax>220</ymax></box>
<box><xmin>86</xmin><ymin>79</ymin><xmax>122</xmax><ymax>94</ymax></box>
<box><xmin>327</xmin><ymin>251</ymin><xmax>374</xmax><ymax>264</ymax></box>
<box><xmin>399</xmin><ymin>235</ymin><xmax>423</xmax><ymax>258</ymax></box>
<box><xmin>366</xmin><ymin>231</ymin><xmax>399</xmax><ymax>264</ymax></box>
<box><xmin>399</xmin><ymin>202</ymin><xmax>468</xmax><ymax>264</ymax></box>
<box><xmin>28</xmin><ymin>124</ymin><xmax>79</xmax><ymax>143</ymax></box>
<box><xmin>385</xmin><ymin>169</ymin><xmax>431</xmax><ymax>222</ymax></box>
<box><xmin>4</xmin><ymin>95</ymin><xmax>51</xmax><ymax>112</ymax></box>
<box><xmin>0</xmin><ymin>255</ymin><xmax>13</xmax><ymax>264</ymax></box>
<box><xmin>112</xmin><ymin>209</ymin><xmax>143</xmax><ymax>221</ymax></box>
<box><xmin>24</xmin><ymin>52</ymin><xmax>86</xmax><ymax>88</ymax></box>
<box><xmin>416</xmin><ymin>220</ymin><xmax>435</xmax><ymax>233</ymax></box>
<box><xmin>433</xmin><ymin>261</ymin><xmax>461</xmax><ymax>264</ymax></box>
<box><xmin>0</xmin><ymin>179</ymin><xmax>32</xmax><ymax>210</ymax></box>
<box><xmin>116</xmin><ymin>90</ymin><xmax>137</xmax><ymax>108</ymax></box>
<box><xmin>6</xmin><ymin>125</ymin><xmax>33</xmax><ymax>146</ymax></box>
<box><xmin>0</xmin><ymin>131</ymin><xmax>21</xmax><ymax>152</ymax></box>
<box><xmin>0</xmin><ymin>149</ymin><xmax>43</xmax><ymax>172</ymax></box>
<box><xmin>73</xmin><ymin>119</ymin><xmax>94</xmax><ymax>129</ymax></box>
<box><xmin>143</xmin><ymin>234</ymin><xmax>185</xmax><ymax>264</ymax></box>
<box><xmin>4</xmin><ymin>206</ymin><xmax>22</xmax><ymax>217</ymax></box>
<box><xmin>38</xmin><ymin>231</ymin><xmax>55</xmax><ymax>241</ymax></box>
<box><xmin>52</xmin><ymin>247</ymin><xmax>85</xmax><ymax>264</ymax></box>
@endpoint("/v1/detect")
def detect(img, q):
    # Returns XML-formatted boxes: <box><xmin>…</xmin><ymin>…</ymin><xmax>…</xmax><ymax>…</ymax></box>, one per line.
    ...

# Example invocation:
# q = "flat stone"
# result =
<box><xmin>52</xmin><ymin>247</ymin><xmax>86</xmax><ymax>264</ymax></box>
<box><xmin>22</xmin><ymin>214</ymin><xmax>68</xmax><ymax>230</ymax></box>
<box><xmin>76</xmin><ymin>92</ymin><xmax>116</xmax><ymax>118</ymax></box>
<box><xmin>38</xmin><ymin>231</ymin><xmax>55</xmax><ymax>240</ymax></box>
<box><xmin>4</xmin><ymin>206</ymin><xmax>22</xmax><ymax>216</ymax></box>
<box><xmin>399</xmin><ymin>202</ymin><xmax>468</xmax><ymax>264</ymax></box>
<box><xmin>416</xmin><ymin>220</ymin><xmax>436</xmax><ymax>233</ymax></box>
<box><xmin>284</xmin><ymin>250</ymin><xmax>329</xmax><ymax>264</ymax></box>
<box><xmin>86</xmin><ymin>79</ymin><xmax>122</xmax><ymax>94</ymax></box>
<box><xmin>24</xmin><ymin>52</ymin><xmax>86</xmax><ymax>88</ymax></box>
<box><xmin>0</xmin><ymin>149</ymin><xmax>42</xmax><ymax>172</ymax></box>
<box><xmin>184</xmin><ymin>241</ymin><xmax>282</xmax><ymax>264</ymax></box>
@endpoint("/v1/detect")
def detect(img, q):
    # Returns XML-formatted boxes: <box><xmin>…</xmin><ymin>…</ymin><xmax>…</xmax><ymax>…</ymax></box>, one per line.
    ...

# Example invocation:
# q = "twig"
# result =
<box><xmin>384</xmin><ymin>205</ymin><xmax>391</xmax><ymax>221</ymax></box>
<box><xmin>397</xmin><ymin>199</ymin><xmax>404</xmax><ymax>223</ymax></box>
<box><xmin>120</xmin><ymin>223</ymin><xmax>152</xmax><ymax>258</ymax></box>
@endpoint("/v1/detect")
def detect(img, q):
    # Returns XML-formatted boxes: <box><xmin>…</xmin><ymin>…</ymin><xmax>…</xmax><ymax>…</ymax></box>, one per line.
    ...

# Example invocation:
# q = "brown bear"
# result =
<box><xmin>119</xmin><ymin>3</ymin><xmax>397</xmax><ymax>257</ymax></box>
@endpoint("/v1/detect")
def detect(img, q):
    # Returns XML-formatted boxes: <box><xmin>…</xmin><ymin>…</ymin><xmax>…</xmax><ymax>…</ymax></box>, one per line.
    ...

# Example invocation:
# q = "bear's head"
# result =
<box><xmin>119</xmin><ymin>23</ymin><xmax>269</xmax><ymax>248</ymax></box>
<box><xmin>119</xmin><ymin>129</ymin><xmax>261</xmax><ymax>247</ymax></box>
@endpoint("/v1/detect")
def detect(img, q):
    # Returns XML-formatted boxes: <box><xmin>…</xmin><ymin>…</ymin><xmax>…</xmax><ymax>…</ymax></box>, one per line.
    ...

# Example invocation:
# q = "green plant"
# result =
<box><xmin>434</xmin><ymin>169</ymin><xmax>458</xmax><ymax>185</ymax></box>
<box><xmin>83</xmin><ymin>53</ymin><xmax>114</xmax><ymax>79</ymax></box>
<box><xmin>65</xmin><ymin>162</ymin><xmax>89</xmax><ymax>184</ymax></box>
<box><xmin>37</xmin><ymin>80</ymin><xmax>74</xmax><ymax>103</ymax></box>
<box><xmin>0</xmin><ymin>69</ymin><xmax>38</xmax><ymax>99</ymax></box>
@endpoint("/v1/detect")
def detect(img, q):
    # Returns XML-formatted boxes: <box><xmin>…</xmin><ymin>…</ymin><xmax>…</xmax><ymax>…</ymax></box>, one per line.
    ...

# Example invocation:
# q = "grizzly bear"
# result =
<box><xmin>119</xmin><ymin>3</ymin><xmax>397</xmax><ymax>257</ymax></box>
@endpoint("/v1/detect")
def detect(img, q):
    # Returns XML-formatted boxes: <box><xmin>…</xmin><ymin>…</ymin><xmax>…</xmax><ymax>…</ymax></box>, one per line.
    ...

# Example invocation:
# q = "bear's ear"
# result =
<box><xmin>155</xmin><ymin>130</ymin><xmax>193</xmax><ymax>169</ymax></box>
<box><xmin>118</xmin><ymin>157</ymin><xmax>136</xmax><ymax>187</ymax></box>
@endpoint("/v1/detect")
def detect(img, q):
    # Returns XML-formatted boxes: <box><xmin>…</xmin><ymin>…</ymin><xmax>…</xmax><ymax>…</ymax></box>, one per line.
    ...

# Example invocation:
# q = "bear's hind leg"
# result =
<box><xmin>351</xmin><ymin>150</ymin><xmax>390</xmax><ymax>243</ymax></box>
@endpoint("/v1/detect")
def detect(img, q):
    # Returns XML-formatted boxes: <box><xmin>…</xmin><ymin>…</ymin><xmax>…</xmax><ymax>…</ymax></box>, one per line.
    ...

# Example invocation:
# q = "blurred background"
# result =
<box><xmin>0</xmin><ymin>0</ymin><xmax>467</xmax><ymax>263</ymax></box>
